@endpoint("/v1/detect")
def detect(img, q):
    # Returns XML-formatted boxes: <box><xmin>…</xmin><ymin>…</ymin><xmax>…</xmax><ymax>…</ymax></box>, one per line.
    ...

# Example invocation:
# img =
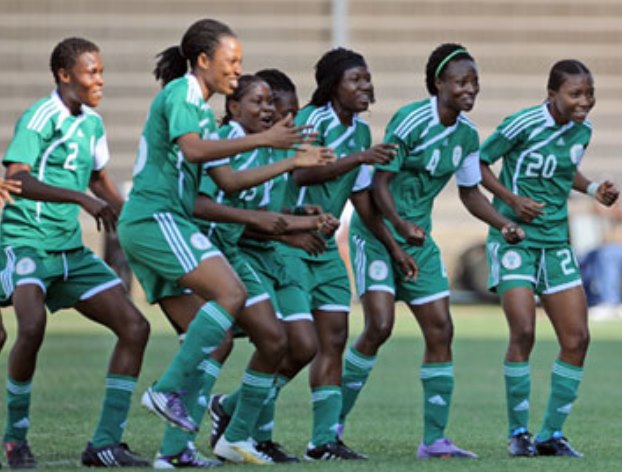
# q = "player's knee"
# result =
<box><xmin>562</xmin><ymin>330</ymin><xmax>590</xmax><ymax>357</ymax></box>
<box><xmin>288</xmin><ymin>335</ymin><xmax>317</xmax><ymax>367</ymax></box>
<box><xmin>216</xmin><ymin>282</ymin><xmax>247</xmax><ymax>316</ymax></box>
<box><xmin>16</xmin><ymin>319</ymin><xmax>45</xmax><ymax>346</ymax></box>
<box><xmin>364</xmin><ymin>318</ymin><xmax>393</xmax><ymax>347</ymax></box>
<box><xmin>122</xmin><ymin>312</ymin><xmax>150</xmax><ymax>347</ymax></box>
<box><xmin>509</xmin><ymin>326</ymin><xmax>535</xmax><ymax>353</ymax></box>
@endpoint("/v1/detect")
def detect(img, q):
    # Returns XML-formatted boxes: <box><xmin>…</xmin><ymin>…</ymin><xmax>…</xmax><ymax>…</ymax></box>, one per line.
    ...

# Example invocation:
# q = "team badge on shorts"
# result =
<box><xmin>15</xmin><ymin>257</ymin><xmax>36</xmax><ymax>276</ymax></box>
<box><xmin>501</xmin><ymin>250</ymin><xmax>522</xmax><ymax>270</ymax></box>
<box><xmin>190</xmin><ymin>232</ymin><xmax>212</xmax><ymax>251</ymax></box>
<box><xmin>569</xmin><ymin>144</ymin><xmax>585</xmax><ymax>165</ymax></box>
<box><xmin>368</xmin><ymin>260</ymin><xmax>389</xmax><ymax>281</ymax></box>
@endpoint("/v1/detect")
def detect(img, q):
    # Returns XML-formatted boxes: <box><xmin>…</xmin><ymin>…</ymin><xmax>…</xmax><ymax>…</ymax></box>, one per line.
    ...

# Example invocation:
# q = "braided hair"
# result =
<box><xmin>425</xmin><ymin>43</ymin><xmax>474</xmax><ymax>96</ymax></box>
<box><xmin>154</xmin><ymin>19</ymin><xmax>236</xmax><ymax>86</ymax></box>
<box><xmin>547</xmin><ymin>59</ymin><xmax>591</xmax><ymax>92</ymax></box>
<box><xmin>50</xmin><ymin>37</ymin><xmax>99</xmax><ymax>85</ymax></box>
<box><xmin>310</xmin><ymin>47</ymin><xmax>368</xmax><ymax>106</ymax></box>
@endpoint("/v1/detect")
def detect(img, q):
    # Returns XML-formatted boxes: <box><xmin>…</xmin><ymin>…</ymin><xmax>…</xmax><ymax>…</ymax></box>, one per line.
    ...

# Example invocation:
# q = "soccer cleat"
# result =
<box><xmin>141</xmin><ymin>386</ymin><xmax>198</xmax><ymax>433</ymax></box>
<box><xmin>4</xmin><ymin>441</ymin><xmax>37</xmax><ymax>469</ymax></box>
<box><xmin>535</xmin><ymin>435</ymin><xmax>583</xmax><ymax>458</ymax></box>
<box><xmin>208</xmin><ymin>395</ymin><xmax>231</xmax><ymax>448</ymax></box>
<box><xmin>416</xmin><ymin>438</ymin><xmax>478</xmax><ymax>459</ymax></box>
<box><xmin>508</xmin><ymin>431</ymin><xmax>537</xmax><ymax>457</ymax></box>
<box><xmin>336</xmin><ymin>439</ymin><xmax>368</xmax><ymax>460</ymax></box>
<box><xmin>213</xmin><ymin>437</ymin><xmax>272</xmax><ymax>465</ymax></box>
<box><xmin>153</xmin><ymin>443</ymin><xmax>222</xmax><ymax>469</ymax></box>
<box><xmin>255</xmin><ymin>441</ymin><xmax>299</xmax><ymax>463</ymax></box>
<box><xmin>303</xmin><ymin>441</ymin><xmax>366</xmax><ymax>461</ymax></box>
<box><xmin>81</xmin><ymin>442</ymin><xmax>150</xmax><ymax>467</ymax></box>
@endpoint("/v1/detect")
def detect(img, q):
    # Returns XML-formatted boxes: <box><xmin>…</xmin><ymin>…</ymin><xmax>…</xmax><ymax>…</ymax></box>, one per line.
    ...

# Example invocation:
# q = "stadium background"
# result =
<box><xmin>1</xmin><ymin>0</ymin><xmax>621</xmax><ymax>294</ymax></box>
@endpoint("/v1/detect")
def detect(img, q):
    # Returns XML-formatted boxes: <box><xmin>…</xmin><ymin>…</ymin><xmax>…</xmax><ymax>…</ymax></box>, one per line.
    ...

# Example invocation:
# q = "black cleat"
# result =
<box><xmin>255</xmin><ymin>441</ymin><xmax>299</xmax><ymax>463</ymax></box>
<box><xmin>304</xmin><ymin>441</ymin><xmax>366</xmax><ymax>461</ymax></box>
<box><xmin>208</xmin><ymin>395</ymin><xmax>231</xmax><ymax>449</ymax></box>
<box><xmin>535</xmin><ymin>436</ymin><xmax>583</xmax><ymax>458</ymax></box>
<box><xmin>4</xmin><ymin>441</ymin><xmax>37</xmax><ymax>469</ymax></box>
<box><xmin>81</xmin><ymin>442</ymin><xmax>150</xmax><ymax>467</ymax></box>
<box><xmin>508</xmin><ymin>431</ymin><xmax>537</xmax><ymax>457</ymax></box>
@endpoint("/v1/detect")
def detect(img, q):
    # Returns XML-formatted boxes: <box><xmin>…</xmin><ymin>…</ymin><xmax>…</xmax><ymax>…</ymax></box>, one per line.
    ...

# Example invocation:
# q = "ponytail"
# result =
<box><xmin>153</xmin><ymin>46</ymin><xmax>188</xmax><ymax>86</ymax></box>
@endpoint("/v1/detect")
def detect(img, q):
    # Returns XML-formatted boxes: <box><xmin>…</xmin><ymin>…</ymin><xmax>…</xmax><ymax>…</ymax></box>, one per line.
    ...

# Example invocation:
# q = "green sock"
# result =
<box><xmin>156</xmin><ymin>302</ymin><xmax>233</xmax><ymax>392</ymax></box>
<box><xmin>340</xmin><ymin>347</ymin><xmax>376</xmax><ymax>424</ymax></box>
<box><xmin>537</xmin><ymin>360</ymin><xmax>583</xmax><ymax>442</ymax></box>
<box><xmin>253</xmin><ymin>374</ymin><xmax>290</xmax><ymax>443</ymax></box>
<box><xmin>224</xmin><ymin>370</ymin><xmax>274</xmax><ymax>443</ymax></box>
<box><xmin>310</xmin><ymin>386</ymin><xmax>342</xmax><ymax>447</ymax></box>
<box><xmin>420</xmin><ymin>362</ymin><xmax>454</xmax><ymax>445</ymax></box>
<box><xmin>504</xmin><ymin>361</ymin><xmax>531</xmax><ymax>437</ymax></box>
<box><xmin>4</xmin><ymin>377</ymin><xmax>32</xmax><ymax>443</ymax></box>
<box><xmin>160</xmin><ymin>358</ymin><xmax>221</xmax><ymax>456</ymax></box>
<box><xmin>221</xmin><ymin>389</ymin><xmax>240</xmax><ymax>417</ymax></box>
<box><xmin>91</xmin><ymin>375</ymin><xmax>137</xmax><ymax>447</ymax></box>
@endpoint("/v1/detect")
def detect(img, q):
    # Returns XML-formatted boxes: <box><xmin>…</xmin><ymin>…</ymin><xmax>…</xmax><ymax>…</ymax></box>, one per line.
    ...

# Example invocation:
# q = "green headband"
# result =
<box><xmin>434</xmin><ymin>48</ymin><xmax>468</xmax><ymax>78</ymax></box>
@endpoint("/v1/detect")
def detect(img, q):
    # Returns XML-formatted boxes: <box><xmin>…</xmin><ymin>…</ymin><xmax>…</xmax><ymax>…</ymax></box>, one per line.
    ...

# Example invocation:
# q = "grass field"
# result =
<box><xmin>0</xmin><ymin>302</ymin><xmax>620</xmax><ymax>471</ymax></box>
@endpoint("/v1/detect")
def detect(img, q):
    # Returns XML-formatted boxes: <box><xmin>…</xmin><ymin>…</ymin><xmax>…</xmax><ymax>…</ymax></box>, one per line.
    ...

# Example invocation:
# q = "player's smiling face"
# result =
<box><xmin>230</xmin><ymin>81</ymin><xmax>275</xmax><ymax>134</ymax></box>
<box><xmin>59</xmin><ymin>51</ymin><xmax>104</xmax><ymax>113</ymax></box>
<box><xmin>436</xmin><ymin>59</ymin><xmax>479</xmax><ymax>114</ymax></box>
<box><xmin>334</xmin><ymin>66</ymin><xmax>374</xmax><ymax>114</ymax></box>
<box><xmin>198</xmin><ymin>35</ymin><xmax>243</xmax><ymax>98</ymax></box>
<box><xmin>547</xmin><ymin>73</ymin><xmax>595</xmax><ymax>125</ymax></box>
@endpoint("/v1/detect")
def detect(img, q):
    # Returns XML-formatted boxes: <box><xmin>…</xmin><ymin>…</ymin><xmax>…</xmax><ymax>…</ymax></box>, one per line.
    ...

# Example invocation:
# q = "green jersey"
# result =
<box><xmin>281</xmin><ymin>103</ymin><xmax>372</xmax><ymax>260</ymax></box>
<box><xmin>121</xmin><ymin>74</ymin><xmax>217</xmax><ymax>222</ymax></box>
<box><xmin>481</xmin><ymin>103</ymin><xmax>592</xmax><ymax>246</ymax></box>
<box><xmin>378</xmin><ymin>96</ymin><xmax>481</xmax><ymax>242</ymax></box>
<box><xmin>1</xmin><ymin>91</ymin><xmax>109</xmax><ymax>251</ymax></box>
<box><xmin>197</xmin><ymin>121</ymin><xmax>286</xmax><ymax>255</ymax></box>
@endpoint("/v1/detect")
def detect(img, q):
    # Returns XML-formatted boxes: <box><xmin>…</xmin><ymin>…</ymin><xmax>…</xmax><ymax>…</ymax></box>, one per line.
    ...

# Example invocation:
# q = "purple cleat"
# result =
<box><xmin>417</xmin><ymin>438</ymin><xmax>478</xmax><ymax>459</ymax></box>
<box><xmin>141</xmin><ymin>385</ymin><xmax>198</xmax><ymax>433</ymax></box>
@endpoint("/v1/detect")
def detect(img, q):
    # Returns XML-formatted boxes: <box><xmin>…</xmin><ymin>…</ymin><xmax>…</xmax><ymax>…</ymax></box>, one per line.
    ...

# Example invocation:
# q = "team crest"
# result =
<box><xmin>15</xmin><ymin>257</ymin><xmax>36</xmax><ymax>276</ymax></box>
<box><xmin>501</xmin><ymin>250</ymin><xmax>522</xmax><ymax>270</ymax></box>
<box><xmin>569</xmin><ymin>144</ymin><xmax>584</xmax><ymax>165</ymax></box>
<box><xmin>368</xmin><ymin>260</ymin><xmax>389</xmax><ymax>281</ymax></box>
<box><xmin>190</xmin><ymin>233</ymin><xmax>212</xmax><ymax>251</ymax></box>
<box><xmin>452</xmin><ymin>146</ymin><xmax>463</xmax><ymax>167</ymax></box>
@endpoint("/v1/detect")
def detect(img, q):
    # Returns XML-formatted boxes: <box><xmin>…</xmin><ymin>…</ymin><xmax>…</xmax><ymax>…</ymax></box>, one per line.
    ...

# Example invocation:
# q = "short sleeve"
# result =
<box><xmin>165</xmin><ymin>85</ymin><xmax>202</xmax><ymax>143</ymax></box>
<box><xmin>3</xmin><ymin>113</ymin><xmax>43</xmax><ymax>167</ymax></box>
<box><xmin>455</xmin><ymin>151</ymin><xmax>481</xmax><ymax>186</ymax></box>
<box><xmin>480</xmin><ymin>117</ymin><xmax>519</xmax><ymax>165</ymax></box>
<box><xmin>352</xmin><ymin>164</ymin><xmax>372</xmax><ymax>193</ymax></box>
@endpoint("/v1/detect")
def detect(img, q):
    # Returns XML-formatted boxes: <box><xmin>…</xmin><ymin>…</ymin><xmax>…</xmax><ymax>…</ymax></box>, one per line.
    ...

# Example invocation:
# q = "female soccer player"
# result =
<box><xmin>480</xmin><ymin>59</ymin><xmax>618</xmax><ymax>458</ymax></box>
<box><xmin>277</xmin><ymin>47</ymin><xmax>417</xmax><ymax>461</ymax></box>
<box><xmin>347</xmin><ymin>43</ymin><xmax>524</xmax><ymax>459</ymax></box>
<box><xmin>0</xmin><ymin>37</ymin><xmax>151</xmax><ymax>468</ymax></box>
<box><xmin>117</xmin><ymin>19</ymin><xmax>329</xmax><ymax>466</ymax></box>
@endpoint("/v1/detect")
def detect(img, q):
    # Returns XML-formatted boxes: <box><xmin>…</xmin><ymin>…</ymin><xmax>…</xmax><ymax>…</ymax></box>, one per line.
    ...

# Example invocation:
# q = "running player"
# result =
<box><xmin>116</xmin><ymin>19</ymin><xmax>328</xmax><ymax>467</ymax></box>
<box><xmin>348</xmin><ymin>43</ymin><xmax>524</xmax><ymax>459</ymax></box>
<box><xmin>276</xmin><ymin>47</ymin><xmax>416</xmax><ymax>461</ymax></box>
<box><xmin>0</xmin><ymin>37</ymin><xmax>151</xmax><ymax>468</ymax></box>
<box><xmin>480</xmin><ymin>59</ymin><xmax>618</xmax><ymax>458</ymax></box>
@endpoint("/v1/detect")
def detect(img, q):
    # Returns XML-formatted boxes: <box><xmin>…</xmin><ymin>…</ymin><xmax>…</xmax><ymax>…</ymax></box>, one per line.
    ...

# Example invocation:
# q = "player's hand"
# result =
<box><xmin>395</xmin><ymin>220</ymin><xmax>425</xmax><ymax>246</ymax></box>
<box><xmin>358</xmin><ymin>144</ymin><xmax>398</xmax><ymax>165</ymax></box>
<box><xmin>281</xmin><ymin>232</ymin><xmax>326</xmax><ymax>256</ymax></box>
<box><xmin>595</xmin><ymin>180</ymin><xmax>619</xmax><ymax>207</ymax></box>
<box><xmin>501</xmin><ymin>222</ymin><xmax>525</xmax><ymax>244</ymax></box>
<box><xmin>249</xmin><ymin>211</ymin><xmax>289</xmax><ymax>235</ymax></box>
<box><xmin>391</xmin><ymin>246</ymin><xmax>418</xmax><ymax>281</ymax></box>
<box><xmin>509</xmin><ymin>195</ymin><xmax>544</xmax><ymax>223</ymax></box>
<box><xmin>314</xmin><ymin>213</ymin><xmax>340</xmax><ymax>236</ymax></box>
<box><xmin>80</xmin><ymin>195</ymin><xmax>118</xmax><ymax>232</ymax></box>
<box><xmin>292</xmin><ymin>144</ymin><xmax>336</xmax><ymax>168</ymax></box>
<box><xmin>295</xmin><ymin>204</ymin><xmax>323</xmax><ymax>216</ymax></box>
<box><xmin>0</xmin><ymin>178</ymin><xmax>22</xmax><ymax>205</ymax></box>
<box><xmin>261</xmin><ymin>114</ymin><xmax>315</xmax><ymax>150</ymax></box>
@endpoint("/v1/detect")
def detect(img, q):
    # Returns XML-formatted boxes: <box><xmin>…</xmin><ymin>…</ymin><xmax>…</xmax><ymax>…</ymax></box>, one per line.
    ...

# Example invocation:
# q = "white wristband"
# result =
<box><xmin>586</xmin><ymin>181</ymin><xmax>599</xmax><ymax>197</ymax></box>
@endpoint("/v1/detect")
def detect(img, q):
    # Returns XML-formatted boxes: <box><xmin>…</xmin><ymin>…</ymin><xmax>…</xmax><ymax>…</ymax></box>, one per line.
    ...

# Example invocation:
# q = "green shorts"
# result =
<box><xmin>7</xmin><ymin>246</ymin><xmax>121</xmax><ymax>312</ymax></box>
<box><xmin>224</xmin><ymin>250</ymin><xmax>270</xmax><ymax>309</ymax></box>
<box><xmin>349</xmin><ymin>228</ymin><xmax>449</xmax><ymax>306</ymax></box>
<box><xmin>241</xmin><ymin>245</ymin><xmax>312</xmax><ymax>322</ymax></box>
<box><xmin>280</xmin><ymin>249</ymin><xmax>351</xmax><ymax>313</ymax></box>
<box><xmin>0</xmin><ymin>247</ymin><xmax>16</xmax><ymax>305</ymax></box>
<box><xmin>118</xmin><ymin>211</ymin><xmax>222</xmax><ymax>303</ymax></box>
<box><xmin>486</xmin><ymin>239</ymin><xmax>582</xmax><ymax>296</ymax></box>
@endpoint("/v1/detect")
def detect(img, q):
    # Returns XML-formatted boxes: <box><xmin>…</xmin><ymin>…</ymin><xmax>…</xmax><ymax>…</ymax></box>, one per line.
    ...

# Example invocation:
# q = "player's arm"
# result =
<box><xmin>207</xmin><ymin>144</ymin><xmax>335</xmax><ymax>194</ymax></box>
<box><xmin>372</xmin><ymin>169</ymin><xmax>425</xmax><ymax>246</ymax></box>
<box><xmin>5</xmin><ymin>163</ymin><xmax>117</xmax><ymax>232</ymax></box>
<box><xmin>177</xmin><ymin>114</ymin><xmax>312</xmax><ymax>164</ymax></box>
<box><xmin>479</xmin><ymin>161</ymin><xmax>544</xmax><ymax>223</ymax></box>
<box><xmin>89</xmin><ymin>169</ymin><xmax>125</xmax><ymax>213</ymax></box>
<box><xmin>293</xmin><ymin>143</ymin><xmax>397</xmax><ymax>186</ymax></box>
<box><xmin>351</xmin><ymin>189</ymin><xmax>417</xmax><ymax>280</ymax></box>
<box><xmin>193</xmin><ymin>194</ymin><xmax>288</xmax><ymax>235</ymax></box>
<box><xmin>572</xmin><ymin>171</ymin><xmax>619</xmax><ymax>207</ymax></box>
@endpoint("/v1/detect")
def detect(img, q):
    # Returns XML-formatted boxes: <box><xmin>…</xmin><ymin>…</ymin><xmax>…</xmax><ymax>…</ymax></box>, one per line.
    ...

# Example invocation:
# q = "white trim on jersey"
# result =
<box><xmin>79</xmin><ymin>279</ymin><xmax>123</xmax><ymax>301</ymax></box>
<box><xmin>409</xmin><ymin>290</ymin><xmax>450</xmax><ymax>306</ymax></box>
<box><xmin>245</xmin><ymin>293</ymin><xmax>271</xmax><ymax>308</ymax></box>
<box><xmin>93</xmin><ymin>133</ymin><xmax>110</xmax><ymax>170</ymax></box>
<box><xmin>393</xmin><ymin>99</ymin><xmax>434</xmax><ymax>141</ymax></box>
<box><xmin>351</xmin><ymin>165</ymin><xmax>371</xmax><ymax>192</ymax></box>
<box><xmin>501</xmin><ymin>106</ymin><xmax>546</xmax><ymax>140</ymax></box>
<box><xmin>186</xmin><ymin>74</ymin><xmax>202</xmax><ymax>106</ymax></box>
<box><xmin>455</xmin><ymin>151</ymin><xmax>481</xmax><ymax>187</ymax></box>
<box><xmin>27</xmin><ymin>98</ymin><xmax>57</xmax><ymax>132</ymax></box>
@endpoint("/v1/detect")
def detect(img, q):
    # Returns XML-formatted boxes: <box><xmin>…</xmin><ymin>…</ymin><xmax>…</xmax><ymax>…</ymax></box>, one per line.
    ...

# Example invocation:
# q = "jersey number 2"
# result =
<box><xmin>63</xmin><ymin>142</ymin><xmax>79</xmax><ymax>171</ymax></box>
